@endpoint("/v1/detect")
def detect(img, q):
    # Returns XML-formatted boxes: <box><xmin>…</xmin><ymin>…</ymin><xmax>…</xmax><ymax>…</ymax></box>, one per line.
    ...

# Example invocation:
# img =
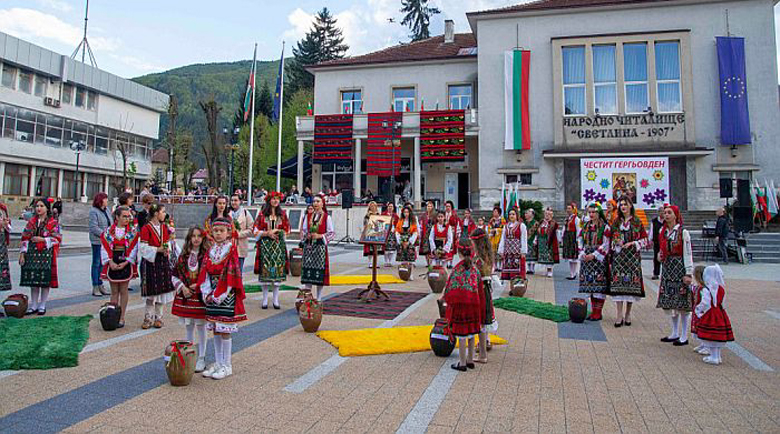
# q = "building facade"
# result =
<box><xmin>299</xmin><ymin>0</ymin><xmax>780</xmax><ymax>211</ymax></box>
<box><xmin>0</xmin><ymin>31</ymin><xmax>168</xmax><ymax>204</ymax></box>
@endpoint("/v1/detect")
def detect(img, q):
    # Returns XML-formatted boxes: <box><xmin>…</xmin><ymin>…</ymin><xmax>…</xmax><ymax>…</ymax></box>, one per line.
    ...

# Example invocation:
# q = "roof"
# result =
<box><xmin>151</xmin><ymin>148</ymin><xmax>168</xmax><ymax>164</ymax></box>
<box><xmin>192</xmin><ymin>169</ymin><xmax>208</xmax><ymax>179</ymax></box>
<box><xmin>308</xmin><ymin>33</ymin><xmax>477</xmax><ymax>70</ymax></box>
<box><xmin>469</xmin><ymin>0</ymin><xmax>680</xmax><ymax>16</ymax></box>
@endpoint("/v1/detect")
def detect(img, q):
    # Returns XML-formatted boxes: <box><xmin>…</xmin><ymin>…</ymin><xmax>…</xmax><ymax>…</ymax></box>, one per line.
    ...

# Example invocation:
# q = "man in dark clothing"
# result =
<box><xmin>650</xmin><ymin>208</ymin><xmax>665</xmax><ymax>279</ymax></box>
<box><xmin>715</xmin><ymin>207</ymin><xmax>730</xmax><ymax>264</ymax></box>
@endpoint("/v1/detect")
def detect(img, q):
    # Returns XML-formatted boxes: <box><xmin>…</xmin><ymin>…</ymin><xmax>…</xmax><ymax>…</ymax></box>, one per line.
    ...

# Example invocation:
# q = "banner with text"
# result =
<box><xmin>580</xmin><ymin>157</ymin><xmax>669</xmax><ymax>210</ymax></box>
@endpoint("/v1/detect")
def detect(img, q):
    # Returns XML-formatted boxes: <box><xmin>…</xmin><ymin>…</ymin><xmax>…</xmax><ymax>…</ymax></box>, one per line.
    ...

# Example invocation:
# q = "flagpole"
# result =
<box><xmin>247</xmin><ymin>43</ymin><xmax>257</xmax><ymax>205</ymax></box>
<box><xmin>275</xmin><ymin>41</ymin><xmax>285</xmax><ymax>192</ymax></box>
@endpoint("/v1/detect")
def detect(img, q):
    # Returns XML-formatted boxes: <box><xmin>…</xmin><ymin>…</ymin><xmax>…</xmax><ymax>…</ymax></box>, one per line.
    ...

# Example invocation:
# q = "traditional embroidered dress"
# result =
<box><xmin>253</xmin><ymin>211</ymin><xmax>290</xmax><ymax>282</ymax></box>
<box><xmin>198</xmin><ymin>241</ymin><xmax>247</xmax><ymax>333</ymax></box>
<box><xmin>536</xmin><ymin>219</ymin><xmax>560</xmax><ymax>265</ymax></box>
<box><xmin>383</xmin><ymin>212</ymin><xmax>400</xmax><ymax>252</ymax></box>
<box><xmin>488</xmin><ymin>216</ymin><xmax>506</xmax><ymax>257</ymax></box>
<box><xmin>100</xmin><ymin>223</ymin><xmax>139</xmax><ymax>283</ymax></box>
<box><xmin>475</xmin><ymin>258</ymin><xmax>497</xmax><ymax>332</ymax></box>
<box><xmin>446</xmin><ymin>211</ymin><xmax>461</xmax><ymax>254</ymax></box>
<box><xmin>300</xmin><ymin>210</ymin><xmax>335</xmax><ymax>286</ymax></box>
<box><xmin>19</xmin><ymin>215</ymin><xmax>61</xmax><ymax>288</ymax></box>
<box><xmin>395</xmin><ymin>218</ymin><xmax>418</xmax><ymax>262</ymax></box>
<box><xmin>0</xmin><ymin>203</ymin><xmax>12</xmax><ymax>291</ymax></box>
<box><xmin>578</xmin><ymin>221</ymin><xmax>611</xmax><ymax>294</ymax></box>
<box><xmin>695</xmin><ymin>285</ymin><xmax>734</xmax><ymax>344</ymax></box>
<box><xmin>562</xmin><ymin>214</ymin><xmax>581</xmax><ymax>260</ymax></box>
<box><xmin>139</xmin><ymin>222</ymin><xmax>176</xmax><ymax>304</ymax></box>
<box><xmin>498</xmin><ymin>221</ymin><xmax>528</xmax><ymax>281</ymax></box>
<box><xmin>418</xmin><ymin>213</ymin><xmax>435</xmax><ymax>257</ymax></box>
<box><xmin>428</xmin><ymin>223</ymin><xmax>453</xmax><ymax>263</ymax></box>
<box><xmin>458</xmin><ymin>217</ymin><xmax>477</xmax><ymax>250</ymax></box>
<box><xmin>443</xmin><ymin>259</ymin><xmax>486</xmax><ymax>337</ymax></box>
<box><xmin>610</xmin><ymin>217</ymin><xmax>648</xmax><ymax>302</ymax></box>
<box><xmin>171</xmin><ymin>250</ymin><xmax>207</xmax><ymax>321</ymax></box>
<box><xmin>657</xmin><ymin>223</ymin><xmax>693</xmax><ymax>311</ymax></box>
<box><xmin>526</xmin><ymin>220</ymin><xmax>539</xmax><ymax>262</ymax></box>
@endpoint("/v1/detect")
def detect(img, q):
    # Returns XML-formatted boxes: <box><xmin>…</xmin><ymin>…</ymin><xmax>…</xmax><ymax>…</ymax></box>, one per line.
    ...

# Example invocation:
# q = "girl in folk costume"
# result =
<box><xmin>443</xmin><ymin>239</ymin><xmax>486</xmax><ymax>372</ymax></box>
<box><xmin>428</xmin><ymin>210</ymin><xmax>454</xmax><ymax>267</ymax></box>
<box><xmin>300</xmin><ymin>195</ymin><xmax>335</xmax><ymax>300</ymax></box>
<box><xmin>203</xmin><ymin>195</ymin><xmax>233</xmax><ymax>240</ymax></box>
<box><xmin>171</xmin><ymin>226</ymin><xmax>209</xmax><ymax>372</ymax></box>
<box><xmin>471</xmin><ymin>228</ymin><xmax>497</xmax><ymax>363</ymax></box>
<box><xmin>19</xmin><ymin>198</ymin><xmax>61</xmax><ymax>315</ymax></box>
<box><xmin>524</xmin><ymin>208</ymin><xmax>539</xmax><ymax>275</ymax></box>
<box><xmin>690</xmin><ymin>265</ymin><xmax>707</xmax><ymax>355</ymax></box>
<box><xmin>198</xmin><ymin>219</ymin><xmax>247</xmax><ymax>380</ymax></box>
<box><xmin>578</xmin><ymin>203</ymin><xmax>612</xmax><ymax>321</ymax></box>
<box><xmin>606</xmin><ymin>199</ymin><xmax>619</xmax><ymax>226</ymax></box>
<box><xmin>138</xmin><ymin>203</ymin><xmax>177</xmax><ymax>329</ymax></box>
<box><xmin>476</xmin><ymin>217</ymin><xmax>488</xmax><ymax>233</ymax></box>
<box><xmin>657</xmin><ymin>204</ymin><xmax>694</xmax><ymax>346</ymax></box>
<box><xmin>0</xmin><ymin>201</ymin><xmax>12</xmax><ymax>291</ymax></box>
<box><xmin>562</xmin><ymin>203</ymin><xmax>581</xmax><ymax>280</ymax></box>
<box><xmin>100</xmin><ymin>206</ymin><xmax>139</xmax><ymax>328</ymax></box>
<box><xmin>444</xmin><ymin>201</ymin><xmax>461</xmax><ymax>268</ymax></box>
<box><xmin>253</xmin><ymin>192</ymin><xmax>290</xmax><ymax>309</ymax></box>
<box><xmin>535</xmin><ymin>207</ymin><xmax>560</xmax><ymax>278</ymax></box>
<box><xmin>498</xmin><ymin>208</ymin><xmax>528</xmax><ymax>283</ymax></box>
<box><xmin>395</xmin><ymin>205</ymin><xmax>418</xmax><ymax>279</ymax></box>
<box><xmin>418</xmin><ymin>201</ymin><xmax>436</xmax><ymax>267</ymax></box>
<box><xmin>382</xmin><ymin>202</ymin><xmax>400</xmax><ymax>267</ymax></box>
<box><xmin>488</xmin><ymin>207</ymin><xmax>506</xmax><ymax>272</ymax></box>
<box><xmin>230</xmin><ymin>194</ymin><xmax>255</xmax><ymax>271</ymax></box>
<box><xmin>693</xmin><ymin>264</ymin><xmax>734</xmax><ymax>365</ymax></box>
<box><xmin>458</xmin><ymin>209</ymin><xmax>477</xmax><ymax>261</ymax></box>
<box><xmin>362</xmin><ymin>201</ymin><xmax>382</xmax><ymax>267</ymax></box>
<box><xmin>609</xmin><ymin>197</ymin><xmax>648</xmax><ymax>327</ymax></box>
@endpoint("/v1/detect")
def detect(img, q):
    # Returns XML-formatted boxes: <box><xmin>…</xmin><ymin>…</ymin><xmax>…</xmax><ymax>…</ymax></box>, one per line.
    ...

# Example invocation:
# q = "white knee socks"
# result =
<box><xmin>262</xmin><ymin>283</ymin><xmax>270</xmax><ymax>306</ymax></box>
<box><xmin>679</xmin><ymin>313</ymin><xmax>691</xmax><ymax>343</ymax></box>
<box><xmin>213</xmin><ymin>335</ymin><xmax>224</xmax><ymax>367</ymax></box>
<box><xmin>185</xmin><ymin>323</ymin><xmax>195</xmax><ymax>342</ymax></box>
<box><xmin>569</xmin><ymin>261</ymin><xmax>578</xmax><ymax>278</ymax></box>
<box><xmin>315</xmin><ymin>285</ymin><xmax>323</xmax><ymax>300</ymax></box>
<box><xmin>196</xmin><ymin>324</ymin><xmax>206</xmax><ymax>361</ymax></box>
<box><xmin>272</xmin><ymin>283</ymin><xmax>280</xmax><ymax>306</ymax></box>
<box><xmin>222</xmin><ymin>337</ymin><xmax>232</xmax><ymax>368</ymax></box>
<box><xmin>669</xmin><ymin>314</ymin><xmax>680</xmax><ymax>339</ymax></box>
<box><xmin>154</xmin><ymin>302</ymin><xmax>163</xmax><ymax>320</ymax></box>
<box><xmin>30</xmin><ymin>287</ymin><xmax>40</xmax><ymax>310</ymax></box>
<box><xmin>144</xmin><ymin>299</ymin><xmax>154</xmax><ymax>319</ymax></box>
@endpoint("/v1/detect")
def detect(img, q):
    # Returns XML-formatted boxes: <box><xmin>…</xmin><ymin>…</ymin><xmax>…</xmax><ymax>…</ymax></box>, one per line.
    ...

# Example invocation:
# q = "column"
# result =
<box><xmin>81</xmin><ymin>172</ymin><xmax>87</xmax><ymax>200</ymax></box>
<box><xmin>296</xmin><ymin>140</ymin><xmax>304</xmax><ymax>193</ymax></box>
<box><xmin>413</xmin><ymin>136</ymin><xmax>422</xmax><ymax>210</ymax></box>
<box><xmin>103</xmin><ymin>174</ymin><xmax>109</xmax><ymax>195</ymax></box>
<box><xmin>56</xmin><ymin>169</ymin><xmax>64</xmax><ymax>198</ymax></box>
<box><xmin>28</xmin><ymin>166</ymin><xmax>36</xmax><ymax>197</ymax></box>
<box><xmin>354</xmin><ymin>138</ymin><xmax>362</xmax><ymax>198</ymax></box>
<box><xmin>0</xmin><ymin>162</ymin><xmax>5</xmax><ymax>194</ymax></box>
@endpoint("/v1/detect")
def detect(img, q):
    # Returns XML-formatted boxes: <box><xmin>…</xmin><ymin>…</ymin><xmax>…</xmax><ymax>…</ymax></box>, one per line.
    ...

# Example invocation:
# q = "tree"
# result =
<box><xmin>110</xmin><ymin>114</ymin><xmax>136</xmax><ymax>195</ymax></box>
<box><xmin>165</xmin><ymin>95</ymin><xmax>178</xmax><ymax>189</ymax></box>
<box><xmin>199</xmin><ymin>96</ymin><xmax>224</xmax><ymax>189</ymax></box>
<box><xmin>400</xmin><ymin>0</ymin><xmax>440</xmax><ymax>41</ymax></box>
<box><xmin>256</xmin><ymin>81</ymin><xmax>274</xmax><ymax>120</ymax></box>
<box><xmin>286</xmin><ymin>8</ymin><xmax>348</xmax><ymax>95</ymax></box>
<box><xmin>174</xmin><ymin>133</ymin><xmax>196</xmax><ymax>190</ymax></box>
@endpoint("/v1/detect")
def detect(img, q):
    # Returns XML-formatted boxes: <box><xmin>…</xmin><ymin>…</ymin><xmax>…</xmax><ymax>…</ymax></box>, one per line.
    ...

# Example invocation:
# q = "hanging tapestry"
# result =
<box><xmin>367</xmin><ymin>112</ymin><xmax>403</xmax><ymax>176</ymax></box>
<box><xmin>313</xmin><ymin>114</ymin><xmax>353</xmax><ymax>164</ymax></box>
<box><xmin>420</xmin><ymin>109</ymin><xmax>466</xmax><ymax>162</ymax></box>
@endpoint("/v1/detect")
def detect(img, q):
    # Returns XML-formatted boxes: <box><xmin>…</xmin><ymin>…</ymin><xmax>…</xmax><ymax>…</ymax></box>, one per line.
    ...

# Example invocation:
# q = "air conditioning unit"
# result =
<box><xmin>43</xmin><ymin>97</ymin><xmax>61</xmax><ymax>108</ymax></box>
<box><xmin>53</xmin><ymin>99</ymin><xmax>61</xmax><ymax>108</ymax></box>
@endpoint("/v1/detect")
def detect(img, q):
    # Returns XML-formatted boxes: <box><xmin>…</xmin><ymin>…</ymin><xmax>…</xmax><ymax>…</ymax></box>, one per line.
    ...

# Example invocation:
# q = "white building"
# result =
<box><xmin>0</xmin><ymin>31</ymin><xmax>168</xmax><ymax>203</ymax></box>
<box><xmin>296</xmin><ymin>0</ymin><xmax>780</xmax><ymax>211</ymax></box>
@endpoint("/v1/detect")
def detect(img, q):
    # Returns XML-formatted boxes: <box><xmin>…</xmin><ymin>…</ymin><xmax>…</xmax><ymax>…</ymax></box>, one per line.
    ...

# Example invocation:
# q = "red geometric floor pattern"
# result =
<box><xmin>323</xmin><ymin>288</ymin><xmax>428</xmax><ymax>320</ymax></box>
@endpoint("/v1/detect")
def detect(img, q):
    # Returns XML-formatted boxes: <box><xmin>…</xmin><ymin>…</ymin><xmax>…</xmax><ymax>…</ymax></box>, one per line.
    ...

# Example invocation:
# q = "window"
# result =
<box><xmin>15</xmin><ymin>109</ymin><xmax>35</xmax><ymax>143</ymax></box>
<box><xmin>505</xmin><ymin>173</ymin><xmax>532</xmax><ymax>186</ymax></box>
<box><xmin>3</xmin><ymin>163</ymin><xmax>30</xmax><ymax>196</ymax></box>
<box><xmin>34</xmin><ymin>76</ymin><xmax>47</xmax><ymax>97</ymax></box>
<box><xmin>2</xmin><ymin>105</ymin><xmax>15</xmax><ymax>138</ymax></box>
<box><xmin>392</xmin><ymin>87</ymin><xmax>415</xmax><ymax>112</ymax></box>
<box><xmin>62</xmin><ymin>84</ymin><xmax>73</xmax><ymax>104</ymax></box>
<box><xmin>1</xmin><ymin>64</ymin><xmax>16</xmax><ymax>89</ymax></box>
<box><xmin>34</xmin><ymin>113</ymin><xmax>46</xmax><ymax>144</ymax></box>
<box><xmin>592</xmin><ymin>45</ymin><xmax>617</xmax><ymax>115</ymax></box>
<box><xmin>75</xmin><ymin>87</ymin><xmax>86</xmax><ymax>108</ymax></box>
<box><xmin>87</xmin><ymin>91</ymin><xmax>97</xmax><ymax>110</ymax></box>
<box><xmin>340</xmin><ymin>90</ymin><xmax>362</xmax><ymax>114</ymax></box>
<box><xmin>95</xmin><ymin>127</ymin><xmax>109</xmax><ymax>154</ymax></box>
<box><xmin>448</xmin><ymin>84</ymin><xmax>472</xmax><ymax>110</ymax></box>
<box><xmin>85</xmin><ymin>173</ymin><xmax>104</xmax><ymax>199</ymax></box>
<box><xmin>62</xmin><ymin>170</ymin><xmax>77</xmax><ymax>199</ymax></box>
<box><xmin>623</xmin><ymin>43</ymin><xmax>649</xmax><ymax>114</ymax></box>
<box><xmin>18</xmin><ymin>71</ymin><xmax>32</xmax><ymax>94</ymax></box>
<box><xmin>36</xmin><ymin>168</ymin><xmax>59</xmax><ymax>197</ymax></box>
<box><xmin>655</xmin><ymin>41</ymin><xmax>682</xmax><ymax>112</ymax></box>
<box><xmin>562</xmin><ymin>46</ymin><xmax>585</xmax><ymax>115</ymax></box>
<box><xmin>45</xmin><ymin>115</ymin><xmax>63</xmax><ymax>147</ymax></box>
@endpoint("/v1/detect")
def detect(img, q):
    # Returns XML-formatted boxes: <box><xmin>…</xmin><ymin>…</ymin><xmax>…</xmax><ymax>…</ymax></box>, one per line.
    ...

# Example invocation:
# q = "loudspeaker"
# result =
<box><xmin>341</xmin><ymin>188</ymin><xmax>353</xmax><ymax>209</ymax></box>
<box><xmin>733</xmin><ymin>206</ymin><xmax>753</xmax><ymax>234</ymax></box>
<box><xmin>719</xmin><ymin>178</ymin><xmax>733</xmax><ymax>199</ymax></box>
<box><xmin>737</xmin><ymin>179</ymin><xmax>751</xmax><ymax>205</ymax></box>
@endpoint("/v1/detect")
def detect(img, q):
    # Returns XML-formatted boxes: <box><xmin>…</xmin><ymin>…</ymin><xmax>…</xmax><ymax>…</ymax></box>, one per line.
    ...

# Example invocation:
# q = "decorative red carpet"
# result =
<box><xmin>323</xmin><ymin>288</ymin><xmax>427</xmax><ymax>320</ymax></box>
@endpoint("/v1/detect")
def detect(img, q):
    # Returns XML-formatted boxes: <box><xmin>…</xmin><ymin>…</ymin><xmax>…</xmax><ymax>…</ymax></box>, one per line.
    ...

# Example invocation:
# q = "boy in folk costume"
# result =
<box><xmin>382</xmin><ymin>202</ymin><xmax>400</xmax><ymax>267</ymax></box>
<box><xmin>395</xmin><ymin>205</ymin><xmax>418</xmax><ymax>280</ymax></box>
<box><xmin>19</xmin><ymin>198</ymin><xmax>61</xmax><ymax>315</ymax></box>
<box><xmin>199</xmin><ymin>218</ymin><xmax>247</xmax><ymax>380</ymax></box>
<box><xmin>253</xmin><ymin>192</ymin><xmax>290</xmax><ymax>309</ymax></box>
<box><xmin>101</xmin><ymin>206</ymin><xmax>140</xmax><ymax>328</ymax></box>
<box><xmin>471</xmin><ymin>228</ymin><xmax>497</xmax><ymax>363</ymax></box>
<box><xmin>443</xmin><ymin>239</ymin><xmax>486</xmax><ymax>372</ymax></box>
<box><xmin>535</xmin><ymin>207</ymin><xmax>560</xmax><ymax>278</ymax></box>
<box><xmin>609</xmin><ymin>197</ymin><xmax>648</xmax><ymax>327</ymax></box>
<box><xmin>138</xmin><ymin>203</ymin><xmax>177</xmax><ymax>329</ymax></box>
<box><xmin>498</xmin><ymin>208</ymin><xmax>527</xmax><ymax>284</ymax></box>
<box><xmin>524</xmin><ymin>209</ymin><xmax>539</xmax><ymax>275</ymax></box>
<box><xmin>444</xmin><ymin>201</ymin><xmax>460</xmax><ymax>269</ymax></box>
<box><xmin>171</xmin><ymin>227</ymin><xmax>209</xmax><ymax>372</ymax></box>
<box><xmin>692</xmin><ymin>264</ymin><xmax>734</xmax><ymax>365</ymax></box>
<box><xmin>578</xmin><ymin>203</ymin><xmax>611</xmax><ymax>321</ymax></box>
<box><xmin>428</xmin><ymin>210</ymin><xmax>454</xmax><ymax>267</ymax></box>
<box><xmin>300</xmin><ymin>195</ymin><xmax>335</xmax><ymax>300</ymax></box>
<box><xmin>0</xmin><ymin>201</ymin><xmax>12</xmax><ymax>292</ymax></box>
<box><xmin>562</xmin><ymin>203</ymin><xmax>581</xmax><ymax>280</ymax></box>
<box><xmin>418</xmin><ymin>201</ymin><xmax>436</xmax><ymax>268</ymax></box>
<box><xmin>657</xmin><ymin>204</ymin><xmax>694</xmax><ymax>346</ymax></box>
<box><xmin>488</xmin><ymin>207</ymin><xmax>506</xmax><ymax>273</ymax></box>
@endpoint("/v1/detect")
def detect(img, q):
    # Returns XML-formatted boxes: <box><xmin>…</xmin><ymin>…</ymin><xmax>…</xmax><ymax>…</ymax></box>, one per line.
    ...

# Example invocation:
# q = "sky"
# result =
<box><xmin>0</xmin><ymin>0</ymin><xmax>779</xmax><ymax>80</ymax></box>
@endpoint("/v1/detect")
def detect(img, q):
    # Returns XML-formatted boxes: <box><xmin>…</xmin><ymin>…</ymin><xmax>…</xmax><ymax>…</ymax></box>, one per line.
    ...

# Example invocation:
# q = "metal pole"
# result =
<box><xmin>230</xmin><ymin>148</ymin><xmax>235</xmax><ymax>196</ymax></box>
<box><xmin>247</xmin><ymin>43</ymin><xmax>257</xmax><ymax>205</ymax></box>
<box><xmin>275</xmin><ymin>41</ymin><xmax>286</xmax><ymax>193</ymax></box>
<box><xmin>75</xmin><ymin>151</ymin><xmax>81</xmax><ymax>201</ymax></box>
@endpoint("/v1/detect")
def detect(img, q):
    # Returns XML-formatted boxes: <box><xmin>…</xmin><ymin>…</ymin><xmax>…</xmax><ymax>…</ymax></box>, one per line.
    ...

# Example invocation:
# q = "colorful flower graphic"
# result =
<box><xmin>653</xmin><ymin>188</ymin><xmax>667</xmax><ymax>202</ymax></box>
<box><xmin>643</xmin><ymin>193</ymin><xmax>656</xmax><ymax>207</ymax></box>
<box><xmin>640</xmin><ymin>178</ymin><xmax>649</xmax><ymax>189</ymax></box>
<box><xmin>586</xmin><ymin>170</ymin><xmax>597</xmax><ymax>182</ymax></box>
<box><xmin>583</xmin><ymin>188</ymin><xmax>596</xmax><ymax>202</ymax></box>
<box><xmin>600</xmin><ymin>179</ymin><xmax>610</xmax><ymax>189</ymax></box>
<box><xmin>653</xmin><ymin>170</ymin><xmax>664</xmax><ymax>181</ymax></box>
<box><xmin>594</xmin><ymin>193</ymin><xmax>607</xmax><ymax>203</ymax></box>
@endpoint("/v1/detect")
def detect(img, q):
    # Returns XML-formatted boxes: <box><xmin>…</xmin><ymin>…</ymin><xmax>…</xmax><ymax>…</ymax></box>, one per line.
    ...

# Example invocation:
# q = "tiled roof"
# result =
<box><xmin>151</xmin><ymin>148</ymin><xmax>168</xmax><ymax>164</ymax></box>
<box><xmin>468</xmin><ymin>0</ymin><xmax>680</xmax><ymax>16</ymax></box>
<box><xmin>308</xmin><ymin>33</ymin><xmax>477</xmax><ymax>70</ymax></box>
<box><xmin>192</xmin><ymin>169</ymin><xmax>208</xmax><ymax>179</ymax></box>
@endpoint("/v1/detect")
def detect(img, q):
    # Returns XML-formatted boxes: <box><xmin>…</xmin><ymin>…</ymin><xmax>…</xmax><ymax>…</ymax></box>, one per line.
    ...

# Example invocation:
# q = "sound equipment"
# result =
<box><xmin>733</xmin><ymin>206</ymin><xmax>753</xmax><ymax>233</ymax></box>
<box><xmin>341</xmin><ymin>188</ymin><xmax>353</xmax><ymax>209</ymax></box>
<box><xmin>719</xmin><ymin>178</ymin><xmax>733</xmax><ymax>199</ymax></box>
<box><xmin>737</xmin><ymin>179</ymin><xmax>751</xmax><ymax>205</ymax></box>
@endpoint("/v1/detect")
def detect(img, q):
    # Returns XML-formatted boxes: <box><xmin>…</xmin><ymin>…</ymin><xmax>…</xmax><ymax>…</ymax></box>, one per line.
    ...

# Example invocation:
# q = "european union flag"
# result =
<box><xmin>717</xmin><ymin>36</ymin><xmax>751</xmax><ymax>145</ymax></box>
<box><xmin>272</xmin><ymin>45</ymin><xmax>284</xmax><ymax>124</ymax></box>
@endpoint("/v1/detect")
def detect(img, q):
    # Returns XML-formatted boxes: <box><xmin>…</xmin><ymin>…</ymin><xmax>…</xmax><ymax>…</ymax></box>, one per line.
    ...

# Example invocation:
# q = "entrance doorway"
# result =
<box><xmin>445</xmin><ymin>173</ymin><xmax>458</xmax><ymax>208</ymax></box>
<box><xmin>458</xmin><ymin>173</ymin><xmax>469</xmax><ymax>209</ymax></box>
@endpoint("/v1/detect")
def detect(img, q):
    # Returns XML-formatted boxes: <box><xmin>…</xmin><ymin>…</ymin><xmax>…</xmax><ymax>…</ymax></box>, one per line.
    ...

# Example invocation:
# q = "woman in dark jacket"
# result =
<box><xmin>89</xmin><ymin>193</ymin><xmax>112</xmax><ymax>296</ymax></box>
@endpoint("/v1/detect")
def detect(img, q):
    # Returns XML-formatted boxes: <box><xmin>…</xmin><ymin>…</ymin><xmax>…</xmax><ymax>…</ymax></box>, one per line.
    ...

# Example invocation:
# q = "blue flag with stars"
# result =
<box><xmin>271</xmin><ymin>44</ymin><xmax>284</xmax><ymax>124</ymax></box>
<box><xmin>717</xmin><ymin>36</ymin><xmax>751</xmax><ymax>145</ymax></box>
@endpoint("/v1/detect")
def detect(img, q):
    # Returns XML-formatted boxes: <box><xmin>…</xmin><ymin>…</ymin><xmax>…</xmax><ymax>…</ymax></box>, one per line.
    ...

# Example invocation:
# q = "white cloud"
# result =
<box><xmin>107</xmin><ymin>53</ymin><xmax>166</xmax><ymax>74</ymax></box>
<box><xmin>33</xmin><ymin>0</ymin><xmax>73</xmax><ymax>12</ymax></box>
<box><xmin>0</xmin><ymin>8</ymin><xmax>119</xmax><ymax>51</ymax></box>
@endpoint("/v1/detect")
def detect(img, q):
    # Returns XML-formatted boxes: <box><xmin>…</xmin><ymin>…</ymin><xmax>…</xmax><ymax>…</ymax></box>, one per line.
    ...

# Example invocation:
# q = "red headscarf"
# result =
<box><xmin>664</xmin><ymin>204</ymin><xmax>683</xmax><ymax>228</ymax></box>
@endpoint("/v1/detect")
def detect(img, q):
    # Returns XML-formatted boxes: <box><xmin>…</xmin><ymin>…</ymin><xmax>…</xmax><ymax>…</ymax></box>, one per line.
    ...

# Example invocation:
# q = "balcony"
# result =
<box><xmin>295</xmin><ymin>109</ymin><xmax>480</xmax><ymax>141</ymax></box>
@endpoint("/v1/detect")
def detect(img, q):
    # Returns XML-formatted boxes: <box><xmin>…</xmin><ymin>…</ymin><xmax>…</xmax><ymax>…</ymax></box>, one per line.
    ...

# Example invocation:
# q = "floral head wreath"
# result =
<box><xmin>267</xmin><ymin>191</ymin><xmax>284</xmax><ymax>201</ymax></box>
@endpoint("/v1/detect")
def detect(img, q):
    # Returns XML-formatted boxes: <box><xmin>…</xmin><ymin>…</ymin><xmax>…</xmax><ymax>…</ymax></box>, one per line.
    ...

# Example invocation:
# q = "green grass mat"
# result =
<box><xmin>0</xmin><ymin>315</ymin><xmax>92</xmax><ymax>370</ymax></box>
<box><xmin>493</xmin><ymin>297</ymin><xmax>571</xmax><ymax>323</ymax></box>
<box><xmin>244</xmin><ymin>284</ymin><xmax>298</xmax><ymax>293</ymax></box>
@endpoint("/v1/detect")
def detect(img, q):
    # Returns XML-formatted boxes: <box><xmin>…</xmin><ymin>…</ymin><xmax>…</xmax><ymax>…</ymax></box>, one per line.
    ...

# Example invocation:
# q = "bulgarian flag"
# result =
<box><xmin>242</xmin><ymin>45</ymin><xmax>257</xmax><ymax>122</ymax></box>
<box><xmin>504</xmin><ymin>50</ymin><xmax>531</xmax><ymax>150</ymax></box>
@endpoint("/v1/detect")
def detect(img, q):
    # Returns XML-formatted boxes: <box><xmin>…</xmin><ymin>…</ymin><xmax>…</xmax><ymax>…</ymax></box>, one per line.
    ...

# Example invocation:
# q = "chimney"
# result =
<box><xmin>444</xmin><ymin>20</ymin><xmax>455</xmax><ymax>43</ymax></box>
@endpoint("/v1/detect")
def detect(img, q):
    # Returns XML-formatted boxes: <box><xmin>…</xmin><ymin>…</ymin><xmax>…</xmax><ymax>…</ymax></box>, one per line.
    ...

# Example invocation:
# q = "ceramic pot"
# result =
<box><xmin>299</xmin><ymin>299</ymin><xmax>323</xmax><ymax>333</ymax></box>
<box><xmin>2</xmin><ymin>294</ymin><xmax>28</xmax><ymax>318</ymax></box>
<box><xmin>568</xmin><ymin>298</ymin><xmax>588</xmax><ymax>323</ymax></box>
<box><xmin>164</xmin><ymin>340</ymin><xmax>197</xmax><ymax>386</ymax></box>
<box><xmin>509</xmin><ymin>278</ymin><xmax>527</xmax><ymax>297</ymax></box>
<box><xmin>398</xmin><ymin>263</ymin><xmax>412</xmax><ymax>281</ymax></box>
<box><xmin>427</xmin><ymin>266</ymin><xmax>448</xmax><ymax>294</ymax></box>
<box><xmin>430</xmin><ymin>318</ymin><xmax>455</xmax><ymax>357</ymax></box>
<box><xmin>289</xmin><ymin>248</ymin><xmax>303</xmax><ymax>277</ymax></box>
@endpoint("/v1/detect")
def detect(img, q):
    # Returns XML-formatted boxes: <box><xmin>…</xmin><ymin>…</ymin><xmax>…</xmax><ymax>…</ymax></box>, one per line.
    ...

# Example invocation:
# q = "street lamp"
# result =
<box><xmin>382</xmin><ymin>120</ymin><xmax>403</xmax><ymax>206</ymax></box>
<box><xmin>70</xmin><ymin>139</ymin><xmax>86</xmax><ymax>201</ymax></box>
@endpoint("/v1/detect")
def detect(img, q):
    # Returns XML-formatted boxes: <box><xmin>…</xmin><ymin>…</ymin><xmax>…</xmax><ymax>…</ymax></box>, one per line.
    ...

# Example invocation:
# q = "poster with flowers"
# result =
<box><xmin>580</xmin><ymin>157</ymin><xmax>669</xmax><ymax>210</ymax></box>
